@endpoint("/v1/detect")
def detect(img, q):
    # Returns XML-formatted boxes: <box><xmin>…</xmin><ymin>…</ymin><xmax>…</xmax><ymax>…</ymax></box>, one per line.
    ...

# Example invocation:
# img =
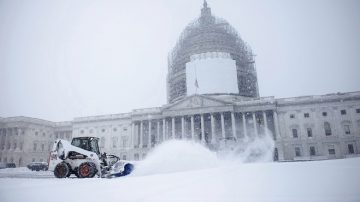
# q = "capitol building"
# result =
<box><xmin>1</xmin><ymin>1</ymin><xmax>360</xmax><ymax>167</ymax></box>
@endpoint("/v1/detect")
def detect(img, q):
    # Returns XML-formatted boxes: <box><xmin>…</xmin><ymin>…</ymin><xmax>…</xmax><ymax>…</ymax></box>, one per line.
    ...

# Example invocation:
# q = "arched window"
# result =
<box><xmin>324</xmin><ymin>122</ymin><xmax>332</xmax><ymax>136</ymax></box>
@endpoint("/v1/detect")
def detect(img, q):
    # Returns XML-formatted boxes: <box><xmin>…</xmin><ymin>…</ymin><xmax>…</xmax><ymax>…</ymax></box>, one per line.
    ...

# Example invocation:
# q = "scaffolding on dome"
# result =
<box><xmin>167</xmin><ymin>2</ymin><xmax>259</xmax><ymax>103</ymax></box>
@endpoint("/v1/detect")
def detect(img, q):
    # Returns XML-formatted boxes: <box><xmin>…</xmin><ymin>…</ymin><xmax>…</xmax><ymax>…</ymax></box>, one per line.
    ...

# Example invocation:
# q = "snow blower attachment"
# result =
<box><xmin>48</xmin><ymin>137</ymin><xmax>134</xmax><ymax>178</ymax></box>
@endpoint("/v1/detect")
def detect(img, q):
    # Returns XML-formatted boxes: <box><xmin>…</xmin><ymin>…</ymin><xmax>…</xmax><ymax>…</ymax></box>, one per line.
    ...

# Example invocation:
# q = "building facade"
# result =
<box><xmin>1</xmin><ymin>2</ymin><xmax>360</xmax><ymax>166</ymax></box>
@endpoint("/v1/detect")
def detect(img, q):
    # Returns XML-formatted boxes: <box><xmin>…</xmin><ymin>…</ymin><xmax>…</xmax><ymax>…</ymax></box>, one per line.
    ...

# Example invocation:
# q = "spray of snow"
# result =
<box><xmin>132</xmin><ymin>140</ymin><xmax>219</xmax><ymax>176</ymax></box>
<box><xmin>133</xmin><ymin>129</ymin><xmax>275</xmax><ymax>176</ymax></box>
<box><xmin>219</xmin><ymin>129</ymin><xmax>275</xmax><ymax>163</ymax></box>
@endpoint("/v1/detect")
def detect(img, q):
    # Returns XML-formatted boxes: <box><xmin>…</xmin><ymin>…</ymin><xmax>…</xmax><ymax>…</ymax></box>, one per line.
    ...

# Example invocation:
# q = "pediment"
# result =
<box><xmin>164</xmin><ymin>95</ymin><xmax>232</xmax><ymax>110</ymax></box>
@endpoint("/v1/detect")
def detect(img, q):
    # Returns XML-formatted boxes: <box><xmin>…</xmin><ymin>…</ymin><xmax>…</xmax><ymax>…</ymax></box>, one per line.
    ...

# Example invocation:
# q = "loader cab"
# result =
<box><xmin>71</xmin><ymin>137</ymin><xmax>100</xmax><ymax>155</ymax></box>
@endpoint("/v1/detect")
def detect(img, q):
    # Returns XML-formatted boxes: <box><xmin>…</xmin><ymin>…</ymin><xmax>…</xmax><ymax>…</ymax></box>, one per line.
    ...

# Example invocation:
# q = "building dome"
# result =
<box><xmin>167</xmin><ymin>1</ymin><xmax>259</xmax><ymax>103</ymax></box>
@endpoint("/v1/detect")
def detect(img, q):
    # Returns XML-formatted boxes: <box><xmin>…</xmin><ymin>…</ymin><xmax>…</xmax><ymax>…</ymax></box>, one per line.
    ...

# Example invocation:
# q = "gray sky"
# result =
<box><xmin>1</xmin><ymin>0</ymin><xmax>360</xmax><ymax>122</ymax></box>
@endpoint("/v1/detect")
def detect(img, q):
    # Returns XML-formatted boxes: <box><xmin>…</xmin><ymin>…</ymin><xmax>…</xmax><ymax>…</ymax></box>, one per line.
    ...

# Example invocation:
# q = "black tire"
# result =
<box><xmin>66</xmin><ymin>163</ymin><xmax>72</xmax><ymax>177</ymax></box>
<box><xmin>54</xmin><ymin>162</ymin><xmax>70</xmax><ymax>178</ymax></box>
<box><xmin>77</xmin><ymin>162</ymin><xmax>96</xmax><ymax>178</ymax></box>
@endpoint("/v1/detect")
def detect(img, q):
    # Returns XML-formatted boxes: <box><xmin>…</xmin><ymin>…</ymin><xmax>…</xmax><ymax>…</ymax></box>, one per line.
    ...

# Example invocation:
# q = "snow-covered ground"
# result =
<box><xmin>0</xmin><ymin>140</ymin><xmax>359</xmax><ymax>202</ymax></box>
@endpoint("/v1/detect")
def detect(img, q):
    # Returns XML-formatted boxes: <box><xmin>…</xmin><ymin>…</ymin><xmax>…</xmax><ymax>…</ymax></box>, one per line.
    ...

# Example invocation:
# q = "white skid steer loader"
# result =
<box><xmin>48</xmin><ymin>137</ymin><xmax>134</xmax><ymax>178</ymax></box>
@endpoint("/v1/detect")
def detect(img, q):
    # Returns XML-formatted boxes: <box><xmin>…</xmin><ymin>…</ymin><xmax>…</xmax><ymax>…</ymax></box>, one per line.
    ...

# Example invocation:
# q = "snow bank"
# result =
<box><xmin>133</xmin><ymin>140</ymin><xmax>219</xmax><ymax>176</ymax></box>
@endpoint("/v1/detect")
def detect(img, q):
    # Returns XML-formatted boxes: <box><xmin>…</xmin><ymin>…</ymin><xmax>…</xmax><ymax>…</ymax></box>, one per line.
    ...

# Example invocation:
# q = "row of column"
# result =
<box><xmin>133</xmin><ymin>110</ymin><xmax>280</xmax><ymax>149</ymax></box>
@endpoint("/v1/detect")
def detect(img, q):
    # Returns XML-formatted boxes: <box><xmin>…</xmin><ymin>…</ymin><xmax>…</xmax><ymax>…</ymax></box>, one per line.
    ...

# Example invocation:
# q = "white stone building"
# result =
<box><xmin>1</xmin><ymin>2</ymin><xmax>360</xmax><ymax>166</ymax></box>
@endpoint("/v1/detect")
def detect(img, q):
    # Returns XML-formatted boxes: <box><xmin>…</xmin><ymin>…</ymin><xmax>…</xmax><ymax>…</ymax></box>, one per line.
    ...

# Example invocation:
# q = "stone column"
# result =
<box><xmin>172</xmin><ymin>117</ymin><xmax>175</xmax><ymax>139</ymax></box>
<box><xmin>148</xmin><ymin>120</ymin><xmax>152</xmax><ymax>147</ymax></box>
<box><xmin>210</xmin><ymin>113</ymin><xmax>216</xmax><ymax>144</ymax></box>
<box><xmin>140</xmin><ymin>121</ymin><xmax>143</xmax><ymax>148</ymax></box>
<box><xmin>191</xmin><ymin>115</ymin><xmax>195</xmax><ymax>140</ymax></box>
<box><xmin>181</xmin><ymin>116</ymin><xmax>185</xmax><ymax>139</ymax></box>
<box><xmin>201</xmin><ymin>114</ymin><xmax>205</xmax><ymax>143</ymax></box>
<box><xmin>157</xmin><ymin>121</ymin><xmax>160</xmax><ymax>145</ymax></box>
<box><xmin>253</xmin><ymin>112</ymin><xmax>258</xmax><ymax>137</ymax></box>
<box><xmin>221</xmin><ymin>113</ymin><xmax>225</xmax><ymax>139</ymax></box>
<box><xmin>273</xmin><ymin>110</ymin><xmax>280</xmax><ymax>140</ymax></box>
<box><xmin>132</xmin><ymin>123</ymin><xmax>136</xmax><ymax>148</ymax></box>
<box><xmin>231</xmin><ymin>112</ymin><xmax>236</xmax><ymax>139</ymax></box>
<box><xmin>263</xmin><ymin>111</ymin><xmax>268</xmax><ymax>135</ymax></box>
<box><xmin>242</xmin><ymin>113</ymin><xmax>248</xmax><ymax>139</ymax></box>
<box><xmin>162</xmin><ymin>119</ymin><xmax>166</xmax><ymax>141</ymax></box>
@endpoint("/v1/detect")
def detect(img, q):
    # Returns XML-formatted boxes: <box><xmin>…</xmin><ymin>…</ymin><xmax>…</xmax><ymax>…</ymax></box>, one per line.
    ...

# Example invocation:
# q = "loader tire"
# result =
<box><xmin>54</xmin><ymin>162</ymin><xmax>70</xmax><ymax>178</ymax></box>
<box><xmin>78</xmin><ymin>162</ymin><xmax>96</xmax><ymax>178</ymax></box>
<box><xmin>66</xmin><ymin>163</ymin><xmax>72</xmax><ymax>177</ymax></box>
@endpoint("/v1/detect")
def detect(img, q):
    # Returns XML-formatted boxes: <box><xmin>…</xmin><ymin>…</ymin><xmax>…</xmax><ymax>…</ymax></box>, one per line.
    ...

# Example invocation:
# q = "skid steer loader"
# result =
<box><xmin>48</xmin><ymin>137</ymin><xmax>134</xmax><ymax>178</ymax></box>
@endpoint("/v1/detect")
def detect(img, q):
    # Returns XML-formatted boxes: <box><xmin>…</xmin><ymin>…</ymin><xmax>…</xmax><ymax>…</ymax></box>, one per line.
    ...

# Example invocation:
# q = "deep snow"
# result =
<box><xmin>0</xmin><ymin>140</ymin><xmax>359</xmax><ymax>202</ymax></box>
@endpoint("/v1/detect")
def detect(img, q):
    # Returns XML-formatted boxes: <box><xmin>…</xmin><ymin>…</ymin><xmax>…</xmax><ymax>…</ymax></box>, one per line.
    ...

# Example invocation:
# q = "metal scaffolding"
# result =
<box><xmin>167</xmin><ymin>1</ymin><xmax>259</xmax><ymax>103</ymax></box>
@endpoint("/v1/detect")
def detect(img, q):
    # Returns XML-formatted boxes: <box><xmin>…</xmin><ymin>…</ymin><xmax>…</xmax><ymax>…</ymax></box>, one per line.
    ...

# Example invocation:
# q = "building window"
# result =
<box><xmin>292</xmin><ymin>129</ymin><xmax>298</xmax><ymax>138</ymax></box>
<box><xmin>42</xmin><ymin>132</ymin><xmax>45</xmax><ymax>137</ymax></box>
<box><xmin>324</xmin><ymin>122</ymin><xmax>332</xmax><ymax>136</ymax></box>
<box><xmin>304</xmin><ymin>113</ymin><xmax>310</xmax><ymax>118</ymax></box>
<box><xmin>344</xmin><ymin>125</ymin><xmax>351</xmax><ymax>135</ymax></box>
<box><xmin>310</xmin><ymin>146</ymin><xmax>316</xmax><ymax>156</ymax></box>
<box><xmin>66</xmin><ymin>133</ymin><xmax>70</xmax><ymax>139</ymax></box>
<box><xmin>100</xmin><ymin>137</ymin><xmax>105</xmax><ymax>148</ymax></box>
<box><xmin>80</xmin><ymin>130</ymin><xmax>84</xmax><ymax>134</ymax></box>
<box><xmin>20</xmin><ymin>143</ymin><xmax>23</xmax><ymax>150</ymax></box>
<box><xmin>32</xmin><ymin>158</ymin><xmax>35</xmax><ymax>162</ymax></box>
<box><xmin>122</xmin><ymin>138</ymin><xmax>128</xmax><ymax>148</ymax></box>
<box><xmin>134</xmin><ymin>153</ymin><xmax>139</xmax><ymax>160</ymax></box>
<box><xmin>7</xmin><ymin>143</ymin><xmax>10</xmax><ymax>150</ymax></box>
<box><xmin>348</xmin><ymin>144</ymin><xmax>355</xmax><ymax>154</ymax></box>
<box><xmin>356</xmin><ymin>108</ymin><xmax>360</xmax><ymax>113</ymax></box>
<box><xmin>322</xmin><ymin>112</ymin><xmax>327</xmax><ymax>116</ymax></box>
<box><xmin>41</xmin><ymin>144</ymin><xmax>44</xmax><ymax>151</ymax></box>
<box><xmin>341</xmin><ymin>110</ymin><xmax>347</xmax><ymax>115</ymax></box>
<box><xmin>295</xmin><ymin>147</ymin><xmax>301</xmax><ymax>157</ymax></box>
<box><xmin>102</xmin><ymin>129</ymin><xmax>106</xmax><ymax>133</ymax></box>
<box><xmin>307</xmin><ymin>128</ymin><xmax>313</xmax><ymax>137</ymax></box>
<box><xmin>122</xmin><ymin>155</ymin><xmax>127</xmax><ymax>160</ymax></box>
<box><xmin>328</xmin><ymin>145</ymin><xmax>335</xmax><ymax>155</ymax></box>
<box><xmin>290</xmin><ymin>114</ymin><xmax>295</xmax><ymax>119</ymax></box>
<box><xmin>112</xmin><ymin>137</ymin><xmax>118</xmax><ymax>148</ymax></box>
<box><xmin>13</xmin><ymin>143</ymin><xmax>17</xmax><ymax>150</ymax></box>
<box><xmin>33</xmin><ymin>143</ymin><xmax>37</xmax><ymax>151</ymax></box>
<box><xmin>35</xmin><ymin>131</ymin><xmax>38</xmax><ymax>136</ymax></box>
<box><xmin>113</xmin><ymin>128</ymin><xmax>117</xmax><ymax>132</ymax></box>
<box><xmin>89</xmin><ymin>129</ymin><xmax>93</xmax><ymax>134</ymax></box>
<box><xmin>123</xmin><ymin>127</ymin><xmax>128</xmax><ymax>131</ymax></box>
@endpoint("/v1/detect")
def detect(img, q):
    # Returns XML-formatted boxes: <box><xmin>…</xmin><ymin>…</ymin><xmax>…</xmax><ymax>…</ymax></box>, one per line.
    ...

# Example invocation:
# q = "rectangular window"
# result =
<box><xmin>41</xmin><ymin>144</ymin><xmax>44</xmax><ymax>151</ymax></box>
<box><xmin>290</xmin><ymin>114</ymin><xmax>295</xmax><ymax>119</ymax></box>
<box><xmin>344</xmin><ymin>125</ymin><xmax>351</xmax><ymax>134</ymax></box>
<box><xmin>307</xmin><ymin>128</ymin><xmax>313</xmax><ymax>137</ymax></box>
<box><xmin>310</xmin><ymin>146</ymin><xmax>316</xmax><ymax>156</ymax></box>
<box><xmin>122</xmin><ymin>139</ymin><xmax>128</xmax><ymax>148</ymax></box>
<box><xmin>356</xmin><ymin>108</ymin><xmax>360</xmax><ymax>113</ymax></box>
<box><xmin>33</xmin><ymin>143</ymin><xmax>37</xmax><ymax>151</ymax></box>
<box><xmin>341</xmin><ymin>110</ymin><xmax>347</xmax><ymax>115</ymax></box>
<box><xmin>295</xmin><ymin>147</ymin><xmax>301</xmax><ymax>157</ymax></box>
<box><xmin>292</xmin><ymin>129</ymin><xmax>298</xmax><ymax>138</ymax></box>
<box><xmin>112</xmin><ymin>137</ymin><xmax>118</xmax><ymax>148</ymax></box>
<box><xmin>348</xmin><ymin>144</ymin><xmax>355</xmax><ymax>154</ymax></box>
<box><xmin>328</xmin><ymin>145</ymin><xmax>335</xmax><ymax>155</ymax></box>
<box><xmin>304</xmin><ymin>113</ymin><xmax>310</xmax><ymax>118</ymax></box>
<box><xmin>322</xmin><ymin>112</ymin><xmax>327</xmax><ymax>116</ymax></box>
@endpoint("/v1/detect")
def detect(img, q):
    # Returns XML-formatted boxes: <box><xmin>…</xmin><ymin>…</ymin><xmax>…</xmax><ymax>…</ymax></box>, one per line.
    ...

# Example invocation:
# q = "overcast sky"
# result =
<box><xmin>0</xmin><ymin>0</ymin><xmax>359</xmax><ymax>122</ymax></box>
